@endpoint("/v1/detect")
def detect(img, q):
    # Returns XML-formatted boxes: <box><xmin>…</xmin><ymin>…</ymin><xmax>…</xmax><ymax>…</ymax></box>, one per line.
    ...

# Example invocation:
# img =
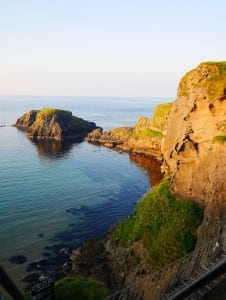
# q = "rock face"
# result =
<box><xmin>69</xmin><ymin>62</ymin><xmax>226</xmax><ymax>299</ymax></box>
<box><xmin>161</xmin><ymin>62</ymin><xmax>226</xmax><ymax>242</ymax></box>
<box><xmin>15</xmin><ymin>108</ymin><xmax>100</xmax><ymax>141</ymax></box>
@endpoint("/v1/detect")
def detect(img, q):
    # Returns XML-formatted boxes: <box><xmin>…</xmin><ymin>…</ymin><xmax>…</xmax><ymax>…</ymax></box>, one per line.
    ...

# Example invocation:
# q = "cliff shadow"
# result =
<box><xmin>129</xmin><ymin>153</ymin><xmax>164</xmax><ymax>186</ymax></box>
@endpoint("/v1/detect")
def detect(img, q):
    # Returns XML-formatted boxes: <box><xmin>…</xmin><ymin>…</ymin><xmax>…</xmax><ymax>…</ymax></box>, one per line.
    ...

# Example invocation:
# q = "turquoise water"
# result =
<box><xmin>0</xmin><ymin>96</ymin><xmax>169</xmax><ymax>290</ymax></box>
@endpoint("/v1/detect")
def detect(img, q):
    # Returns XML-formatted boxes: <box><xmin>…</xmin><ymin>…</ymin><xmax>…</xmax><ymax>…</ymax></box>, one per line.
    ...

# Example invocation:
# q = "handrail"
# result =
<box><xmin>0</xmin><ymin>265</ymin><xmax>23</xmax><ymax>300</ymax></box>
<box><xmin>105</xmin><ymin>233</ymin><xmax>226</xmax><ymax>300</ymax></box>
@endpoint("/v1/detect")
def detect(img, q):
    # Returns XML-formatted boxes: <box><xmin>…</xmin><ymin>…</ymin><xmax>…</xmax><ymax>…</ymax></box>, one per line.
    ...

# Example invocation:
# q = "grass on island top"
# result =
<box><xmin>38</xmin><ymin>108</ymin><xmax>72</xmax><ymax>119</ymax></box>
<box><xmin>114</xmin><ymin>180</ymin><xmax>203</xmax><ymax>270</ymax></box>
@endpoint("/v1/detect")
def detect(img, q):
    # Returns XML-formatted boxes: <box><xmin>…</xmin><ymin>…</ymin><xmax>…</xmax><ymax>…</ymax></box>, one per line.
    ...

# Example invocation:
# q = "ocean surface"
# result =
<box><xmin>0</xmin><ymin>96</ymin><xmax>170</xmax><ymax>292</ymax></box>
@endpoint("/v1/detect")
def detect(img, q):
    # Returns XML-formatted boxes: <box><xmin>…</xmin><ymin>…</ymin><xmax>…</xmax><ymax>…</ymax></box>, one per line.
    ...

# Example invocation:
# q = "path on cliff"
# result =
<box><xmin>105</xmin><ymin>233</ymin><xmax>226</xmax><ymax>300</ymax></box>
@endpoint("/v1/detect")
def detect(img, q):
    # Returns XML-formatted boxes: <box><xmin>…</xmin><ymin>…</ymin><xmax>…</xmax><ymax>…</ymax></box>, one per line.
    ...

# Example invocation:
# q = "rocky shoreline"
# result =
<box><xmin>85</xmin><ymin>104</ymin><xmax>173</xmax><ymax>162</ymax></box>
<box><xmin>86</xmin><ymin>128</ymin><xmax>163</xmax><ymax>162</ymax></box>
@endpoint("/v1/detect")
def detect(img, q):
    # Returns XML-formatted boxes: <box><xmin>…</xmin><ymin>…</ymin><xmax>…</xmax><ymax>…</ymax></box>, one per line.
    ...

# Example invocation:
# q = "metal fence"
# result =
<box><xmin>105</xmin><ymin>233</ymin><xmax>226</xmax><ymax>300</ymax></box>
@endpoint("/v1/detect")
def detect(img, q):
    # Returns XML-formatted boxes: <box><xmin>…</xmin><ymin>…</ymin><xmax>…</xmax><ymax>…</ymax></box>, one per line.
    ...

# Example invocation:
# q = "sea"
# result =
<box><xmin>0</xmin><ymin>96</ymin><xmax>171</xmax><ymax>293</ymax></box>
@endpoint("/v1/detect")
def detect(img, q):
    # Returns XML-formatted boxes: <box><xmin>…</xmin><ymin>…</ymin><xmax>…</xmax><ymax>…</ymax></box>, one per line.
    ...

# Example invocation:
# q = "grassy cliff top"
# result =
<box><xmin>179</xmin><ymin>61</ymin><xmax>226</xmax><ymax>100</ymax></box>
<box><xmin>200</xmin><ymin>61</ymin><xmax>226</xmax><ymax>68</ymax></box>
<box><xmin>134</xmin><ymin>102</ymin><xmax>173</xmax><ymax>135</ymax></box>
<box><xmin>114</xmin><ymin>180</ymin><xmax>203</xmax><ymax>270</ymax></box>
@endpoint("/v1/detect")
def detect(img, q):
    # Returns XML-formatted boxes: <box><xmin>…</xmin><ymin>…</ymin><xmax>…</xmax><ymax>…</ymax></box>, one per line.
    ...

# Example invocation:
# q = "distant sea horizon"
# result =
<box><xmin>0</xmin><ymin>96</ymin><xmax>171</xmax><ymax>291</ymax></box>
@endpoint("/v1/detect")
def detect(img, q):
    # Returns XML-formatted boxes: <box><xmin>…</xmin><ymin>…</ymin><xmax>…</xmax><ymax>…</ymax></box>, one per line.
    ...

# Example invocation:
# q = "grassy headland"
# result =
<box><xmin>114</xmin><ymin>180</ymin><xmax>203</xmax><ymax>270</ymax></box>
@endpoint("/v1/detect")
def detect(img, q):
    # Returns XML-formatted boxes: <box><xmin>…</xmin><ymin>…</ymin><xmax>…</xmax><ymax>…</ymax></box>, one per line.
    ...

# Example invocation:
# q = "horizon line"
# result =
<box><xmin>0</xmin><ymin>94</ymin><xmax>174</xmax><ymax>99</ymax></box>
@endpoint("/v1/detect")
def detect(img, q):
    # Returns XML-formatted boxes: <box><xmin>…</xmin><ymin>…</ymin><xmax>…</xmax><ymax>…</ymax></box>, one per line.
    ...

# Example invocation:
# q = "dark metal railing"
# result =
<box><xmin>105</xmin><ymin>233</ymin><xmax>226</xmax><ymax>300</ymax></box>
<box><xmin>0</xmin><ymin>266</ymin><xmax>23</xmax><ymax>300</ymax></box>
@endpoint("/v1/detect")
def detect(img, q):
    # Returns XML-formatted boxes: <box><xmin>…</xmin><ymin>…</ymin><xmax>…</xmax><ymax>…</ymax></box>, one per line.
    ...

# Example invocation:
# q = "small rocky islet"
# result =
<box><xmin>13</xmin><ymin>61</ymin><xmax>226</xmax><ymax>299</ymax></box>
<box><xmin>15</xmin><ymin>107</ymin><xmax>101</xmax><ymax>141</ymax></box>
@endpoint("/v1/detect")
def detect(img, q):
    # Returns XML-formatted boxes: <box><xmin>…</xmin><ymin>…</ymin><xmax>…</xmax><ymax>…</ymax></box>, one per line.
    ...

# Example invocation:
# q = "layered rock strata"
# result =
<box><xmin>161</xmin><ymin>62</ymin><xmax>226</xmax><ymax>243</ymax></box>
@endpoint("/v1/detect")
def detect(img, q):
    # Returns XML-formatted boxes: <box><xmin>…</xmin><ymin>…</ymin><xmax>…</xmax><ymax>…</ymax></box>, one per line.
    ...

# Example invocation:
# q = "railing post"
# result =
<box><xmin>0</xmin><ymin>266</ymin><xmax>23</xmax><ymax>300</ymax></box>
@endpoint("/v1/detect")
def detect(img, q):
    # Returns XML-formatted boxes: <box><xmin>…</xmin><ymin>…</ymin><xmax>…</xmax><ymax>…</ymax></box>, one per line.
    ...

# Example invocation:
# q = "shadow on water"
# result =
<box><xmin>129</xmin><ymin>153</ymin><xmax>164</xmax><ymax>186</ymax></box>
<box><xmin>31</xmin><ymin>139</ymin><xmax>77</xmax><ymax>159</ymax></box>
<box><xmin>15</xmin><ymin>126</ymin><xmax>83</xmax><ymax>159</ymax></box>
<box><xmin>21</xmin><ymin>146</ymin><xmax>164</xmax><ymax>288</ymax></box>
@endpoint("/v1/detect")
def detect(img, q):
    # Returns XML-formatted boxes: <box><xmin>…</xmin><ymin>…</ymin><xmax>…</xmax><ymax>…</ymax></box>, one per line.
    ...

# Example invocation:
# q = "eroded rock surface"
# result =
<box><xmin>161</xmin><ymin>62</ymin><xmax>226</xmax><ymax>242</ymax></box>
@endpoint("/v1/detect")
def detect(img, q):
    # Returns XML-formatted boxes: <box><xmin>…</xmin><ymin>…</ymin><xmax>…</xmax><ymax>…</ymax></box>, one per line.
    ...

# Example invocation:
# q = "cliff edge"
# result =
<box><xmin>68</xmin><ymin>62</ymin><xmax>226</xmax><ymax>299</ymax></box>
<box><xmin>161</xmin><ymin>62</ymin><xmax>226</xmax><ymax>243</ymax></box>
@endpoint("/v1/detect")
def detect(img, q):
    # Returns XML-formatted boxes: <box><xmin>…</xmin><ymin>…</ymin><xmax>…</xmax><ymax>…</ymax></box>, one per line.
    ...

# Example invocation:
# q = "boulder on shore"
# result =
<box><xmin>15</xmin><ymin>108</ymin><xmax>100</xmax><ymax>141</ymax></box>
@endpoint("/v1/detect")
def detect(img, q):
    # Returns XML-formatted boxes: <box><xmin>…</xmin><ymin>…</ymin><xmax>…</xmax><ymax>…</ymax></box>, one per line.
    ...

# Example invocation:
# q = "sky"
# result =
<box><xmin>0</xmin><ymin>0</ymin><xmax>225</xmax><ymax>97</ymax></box>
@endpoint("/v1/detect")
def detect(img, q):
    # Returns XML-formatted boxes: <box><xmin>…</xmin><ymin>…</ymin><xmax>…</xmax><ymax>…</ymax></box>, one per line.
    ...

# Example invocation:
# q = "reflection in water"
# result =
<box><xmin>32</xmin><ymin>140</ymin><xmax>76</xmax><ymax>158</ymax></box>
<box><xmin>129</xmin><ymin>153</ymin><xmax>163</xmax><ymax>186</ymax></box>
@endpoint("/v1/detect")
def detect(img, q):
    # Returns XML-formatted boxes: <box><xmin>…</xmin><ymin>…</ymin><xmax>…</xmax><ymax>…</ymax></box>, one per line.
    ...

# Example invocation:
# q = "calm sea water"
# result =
<box><xmin>0</xmin><ymin>96</ymin><xmax>170</xmax><ymax>291</ymax></box>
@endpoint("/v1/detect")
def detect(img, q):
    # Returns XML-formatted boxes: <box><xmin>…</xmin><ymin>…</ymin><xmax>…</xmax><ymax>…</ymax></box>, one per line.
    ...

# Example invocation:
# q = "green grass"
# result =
<box><xmin>151</xmin><ymin>102</ymin><xmax>173</xmax><ymax>130</ymax></box>
<box><xmin>134</xmin><ymin>128</ymin><xmax>162</xmax><ymax>139</ymax></box>
<box><xmin>55</xmin><ymin>277</ymin><xmax>108</xmax><ymax>300</ymax></box>
<box><xmin>179</xmin><ymin>61</ymin><xmax>226</xmax><ymax>100</ymax></box>
<box><xmin>114</xmin><ymin>181</ymin><xmax>203</xmax><ymax>270</ymax></box>
<box><xmin>23</xmin><ymin>277</ymin><xmax>109</xmax><ymax>300</ymax></box>
<box><xmin>38</xmin><ymin>108</ymin><xmax>72</xmax><ymax>119</ymax></box>
<box><xmin>213</xmin><ymin>135</ymin><xmax>226</xmax><ymax>144</ymax></box>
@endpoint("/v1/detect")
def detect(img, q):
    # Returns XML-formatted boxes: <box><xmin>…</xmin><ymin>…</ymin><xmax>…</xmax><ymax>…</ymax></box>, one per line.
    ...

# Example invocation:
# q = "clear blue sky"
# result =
<box><xmin>0</xmin><ymin>0</ymin><xmax>225</xmax><ymax>97</ymax></box>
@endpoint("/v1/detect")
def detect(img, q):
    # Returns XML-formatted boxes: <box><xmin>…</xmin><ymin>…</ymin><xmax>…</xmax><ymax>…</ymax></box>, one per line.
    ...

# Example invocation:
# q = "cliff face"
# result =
<box><xmin>162</xmin><ymin>62</ymin><xmax>226</xmax><ymax>241</ymax></box>
<box><xmin>68</xmin><ymin>62</ymin><xmax>226</xmax><ymax>298</ymax></box>
<box><xmin>15</xmin><ymin>108</ymin><xmax>99</xmax><ymax>141</ymax></box>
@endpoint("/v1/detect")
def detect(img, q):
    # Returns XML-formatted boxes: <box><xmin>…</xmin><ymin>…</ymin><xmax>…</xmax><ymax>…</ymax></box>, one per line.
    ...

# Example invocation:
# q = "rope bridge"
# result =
<box><xmin>105</xmin><ymin>233</ymin><xmax>226</xmax><ymax>300</ymax></box>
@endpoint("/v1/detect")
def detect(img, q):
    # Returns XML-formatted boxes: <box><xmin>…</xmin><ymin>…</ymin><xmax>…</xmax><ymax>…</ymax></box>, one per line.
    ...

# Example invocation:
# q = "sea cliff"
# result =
<box><xmin>68</xmin><ymin>61</ymin><xmax>226</xmax><ymax>299</ymax></box>
<box><xmin>161</xmin><ymin>62</ymin><xmax>226</xmax><ymax>246</ymax></box>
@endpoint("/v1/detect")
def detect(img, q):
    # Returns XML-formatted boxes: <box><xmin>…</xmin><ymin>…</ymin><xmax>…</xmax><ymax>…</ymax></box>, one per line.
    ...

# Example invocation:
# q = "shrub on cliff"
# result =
<box><xmin>213</xmin><ymin>135</ymin><xmax>226</xmax><ymax>144</ymax></box>
<box><xmin>115</xmin><ymin>181</ymin><xmax>203</xmax><ymax>270</ymax></box>
<box><xmin>55</xmin><ymin>277</ymin><xmax>109</xmax><ymax>300</ymax></box>
<box><xmin>23</xmin><ymin>277</ymin><xmax>109</xmax><ymax>300</ymax></box>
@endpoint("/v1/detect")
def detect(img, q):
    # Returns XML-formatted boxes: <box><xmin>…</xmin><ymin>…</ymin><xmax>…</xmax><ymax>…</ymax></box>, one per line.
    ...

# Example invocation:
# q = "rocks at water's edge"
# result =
<box><xmin>15</xmin><ymin>108</ymin><xmax>101</xmax><ymax>141</ymax></box>
<box><xmin>86</xmin><ymin>102</ymin><xmax>173</xmax><ymax>162</ymax></box>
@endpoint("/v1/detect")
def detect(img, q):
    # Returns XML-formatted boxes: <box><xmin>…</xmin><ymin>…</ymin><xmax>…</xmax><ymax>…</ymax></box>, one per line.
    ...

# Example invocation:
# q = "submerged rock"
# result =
<box><xmin>8</xmin><ymin>255</ymin><xmax>27</xmax><ymax>264</ymax></box>
<box><xmin>15</xmin><ymin>108</ymin><xmax>101</xmax><ymax>141</ymax></box>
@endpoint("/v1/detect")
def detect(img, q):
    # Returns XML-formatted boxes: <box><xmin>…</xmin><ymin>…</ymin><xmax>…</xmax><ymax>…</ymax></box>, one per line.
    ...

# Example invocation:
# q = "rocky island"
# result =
<box><xmin>15</xmin><ymin>108</ymin><xmax>100</xmax><ymax>141</ymax></box>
